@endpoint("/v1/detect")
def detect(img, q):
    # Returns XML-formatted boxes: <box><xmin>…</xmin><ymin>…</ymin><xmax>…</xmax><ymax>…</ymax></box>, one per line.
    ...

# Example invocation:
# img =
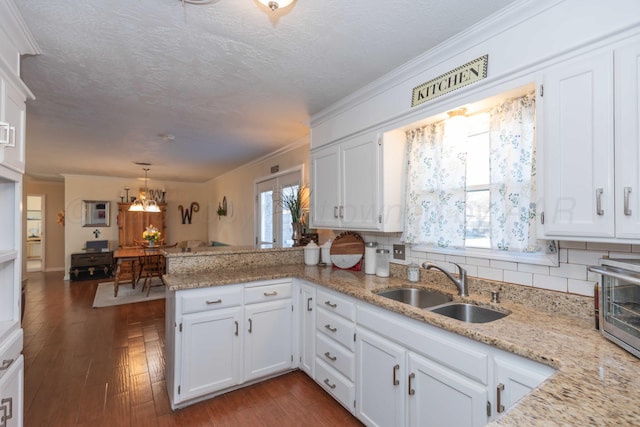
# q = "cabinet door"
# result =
<box><xmin>179</xmin><ymin>307</ymin><xmax>242</xmax><ymax>402</ymax></box>
<box><xmin>310</xmin><ymin>144</ymin><xmax>341</xmax><ymax>228</ymax></box>
<box><xmin>0</xmin><ymin>355</ymin><xmax>24</xmax><ymax>427</ymax></box>
<box><xmin>341</xmin><ymin>133</ymin><xmax>380</xmax><ymax>230</ymax></box>
<box><xmin>615</xmin><ymin>41</ymin><xmax>640</xmax><ymax>239</ymax></box>
<box><xmin>0</xmin><ymin>83</ymin><xmax>26</xmax><ymax>173</ymax></box>
<box><xmin>355</xmin><ymin>328</ymin><xmax>405</xmax><ymax>427</ymax></box>
<box><xmin>540</xmin><ymin>51</ymin><xmax>615</xmax><ymax>238</ymax></box>
<box><xmin>408</xmin><ymin>352</ymin><xmax>487</xmax><ymax>427</ymax></box>
<box><xmin>299</xmin><ymin>283</ymin><xmax>316</xmax><ymax>376</ymax></box>
<box><xmin>117</xmin><ymin>203</ymin><xmax>167</xmax><ymax>247</ymax></box>
<box><xmin>244</xmin><ymin>299</ymin><xmax>293</xmax><ymax>382</ymax></box>
<box><xmin>492</xmin><ymin>355</ymin><xmax>554</xmax><ymax>418</ymax></box>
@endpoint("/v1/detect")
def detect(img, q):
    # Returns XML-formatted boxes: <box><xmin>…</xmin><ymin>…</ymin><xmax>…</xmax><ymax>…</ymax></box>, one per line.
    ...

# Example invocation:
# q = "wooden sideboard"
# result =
<box><xmin>117</xmin><ymin>202</ymin><xmax>167</xmax><ymax>248</ymax></box>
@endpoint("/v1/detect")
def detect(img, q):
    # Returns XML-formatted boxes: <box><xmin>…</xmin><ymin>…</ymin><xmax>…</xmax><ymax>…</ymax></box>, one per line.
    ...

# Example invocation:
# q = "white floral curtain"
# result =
<box><xmin>403</xmin><ymin>92</ymin><xmax>540</xmax><ymax>252</ymax></box>
<box><xmin>489</xmin><ymin>92</ymin><xmax>539</xmax><ymax>252</ymax></box>
<box><xmin>403</xmin><ymin>120</ymin><xmax>467</xmax><ymax>247</ymax></box>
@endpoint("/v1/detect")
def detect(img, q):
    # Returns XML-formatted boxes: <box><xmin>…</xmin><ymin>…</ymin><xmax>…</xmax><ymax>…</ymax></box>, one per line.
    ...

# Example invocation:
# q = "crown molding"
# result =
<box><xmin>310</xmin><ymin>0</ymin><xmax>561</xmax><ymax>127</ymax></box>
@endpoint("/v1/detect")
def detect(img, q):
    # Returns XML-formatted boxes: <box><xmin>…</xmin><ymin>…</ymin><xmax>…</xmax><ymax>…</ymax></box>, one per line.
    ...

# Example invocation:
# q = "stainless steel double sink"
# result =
<box><xmin>375</xmin><ymin>288</ymin><xmax>507</xmax><ymax>323</ymax></box>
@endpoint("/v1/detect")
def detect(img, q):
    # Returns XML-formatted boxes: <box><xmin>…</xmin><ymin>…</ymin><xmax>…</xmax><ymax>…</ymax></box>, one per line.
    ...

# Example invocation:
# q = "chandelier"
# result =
<box><xmin>129</xmin><ymin>168</ymin><xmax>161</xmax><ymax>213</ymax></box>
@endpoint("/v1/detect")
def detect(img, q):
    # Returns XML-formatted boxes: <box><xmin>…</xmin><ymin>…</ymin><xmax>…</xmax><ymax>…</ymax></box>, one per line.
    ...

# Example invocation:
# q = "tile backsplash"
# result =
<box><xmin>318</xmin><ymin>229</ymin><xmax>639</xmax><ymax>297</ymax></box>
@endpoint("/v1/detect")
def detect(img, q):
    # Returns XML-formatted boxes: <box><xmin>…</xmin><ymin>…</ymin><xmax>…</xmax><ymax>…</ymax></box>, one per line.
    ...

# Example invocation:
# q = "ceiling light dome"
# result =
<box><xmin>257</xmin><ymin>0</ymin><xmax>294</xmax><ymax>11</ymax></box>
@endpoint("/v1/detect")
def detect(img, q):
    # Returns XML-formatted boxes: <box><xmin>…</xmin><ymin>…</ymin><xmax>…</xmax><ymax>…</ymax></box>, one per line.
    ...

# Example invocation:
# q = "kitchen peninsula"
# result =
<box><xmin>162</xmin><ymin>246</ymin><xmax>640</xmax><ymax>426</ymax></box>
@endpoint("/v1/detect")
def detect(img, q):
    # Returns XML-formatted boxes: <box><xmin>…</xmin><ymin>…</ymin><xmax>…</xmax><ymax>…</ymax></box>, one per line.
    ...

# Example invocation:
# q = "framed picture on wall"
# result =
<box><xmin>82</xmin><ymin>200</ymin><xmax>110</xmax><ymax>227</ymax></box>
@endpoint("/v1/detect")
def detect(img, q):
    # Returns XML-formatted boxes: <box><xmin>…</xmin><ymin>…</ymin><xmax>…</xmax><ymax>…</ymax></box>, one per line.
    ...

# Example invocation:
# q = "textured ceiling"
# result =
<box><xmin>15</xmin><ymin>0</ymin><xmax>517</xmax><ymax>182</ymax></box>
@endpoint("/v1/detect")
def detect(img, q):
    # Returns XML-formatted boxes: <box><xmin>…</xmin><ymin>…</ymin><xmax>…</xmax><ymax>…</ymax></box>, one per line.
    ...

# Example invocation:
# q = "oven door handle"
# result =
<box><xmin>588</xmin><ymin>266</ymin><xmax>640</xmax><ymax>286</ymax></box>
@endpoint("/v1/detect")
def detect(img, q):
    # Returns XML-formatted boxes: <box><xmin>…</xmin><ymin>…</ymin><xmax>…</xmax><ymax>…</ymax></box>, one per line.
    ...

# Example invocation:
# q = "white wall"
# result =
<box><xmin>207</xmin><ymin>138</ymin><xmax>310</xmax><ymax>246</ymax></box>
<box><xmin>64</xmin><ymin>174</ymin><xmax>208</xmax><ymax>278</ymax></box>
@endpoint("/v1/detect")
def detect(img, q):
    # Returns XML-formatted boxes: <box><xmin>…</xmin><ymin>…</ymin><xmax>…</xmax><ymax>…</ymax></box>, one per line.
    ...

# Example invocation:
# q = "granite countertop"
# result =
<box><xmin>163</xmin><ymin>264</ymin><xmax>640</xmax><ymax>426</ymax></box>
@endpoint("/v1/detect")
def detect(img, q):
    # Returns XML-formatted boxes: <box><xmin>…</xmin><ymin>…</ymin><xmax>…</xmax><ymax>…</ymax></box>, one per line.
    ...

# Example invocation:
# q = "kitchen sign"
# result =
<box><xmin>411</xmin><ymin>55</ymin><xmax>488</xmax><ymax>107</ymax></box>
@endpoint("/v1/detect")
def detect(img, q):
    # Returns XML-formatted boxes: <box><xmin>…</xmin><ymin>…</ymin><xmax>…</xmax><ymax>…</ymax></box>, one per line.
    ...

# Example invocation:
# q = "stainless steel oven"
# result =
<box><xmin>589</xmin><ymin>259</ymin><xmax>640</xmax><ymax>358</ymax></box>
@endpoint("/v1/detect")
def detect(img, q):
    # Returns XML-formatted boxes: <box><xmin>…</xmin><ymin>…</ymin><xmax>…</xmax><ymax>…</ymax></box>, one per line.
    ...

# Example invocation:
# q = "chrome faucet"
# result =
<box><xmin>422</xmin><ymin>262</ymin><xmax>469</xmax><ymax>297</ymax></box>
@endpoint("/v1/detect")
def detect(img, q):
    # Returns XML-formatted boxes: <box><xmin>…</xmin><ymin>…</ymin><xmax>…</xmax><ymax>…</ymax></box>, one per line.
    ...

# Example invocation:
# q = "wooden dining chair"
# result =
<box><xmin>139</xmin><ymin>248</ymin><xmax>166</xmax><ymax>296</ymax></box>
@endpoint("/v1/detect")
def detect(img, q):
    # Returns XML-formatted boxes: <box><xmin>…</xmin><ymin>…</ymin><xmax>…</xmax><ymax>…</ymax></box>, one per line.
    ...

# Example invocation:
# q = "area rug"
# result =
<box><xmin>92</xmin><ymin>278</ymin><xmax>166</xmax><ymax>308</ymax></box>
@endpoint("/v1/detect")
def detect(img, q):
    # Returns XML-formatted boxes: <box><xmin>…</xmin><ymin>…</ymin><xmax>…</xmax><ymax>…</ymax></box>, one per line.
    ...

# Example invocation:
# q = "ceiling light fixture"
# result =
<box><xmin>129</xmin><ymin>168</ymin><xmax>161</xmax><ymax>213</ymax></box>
<box><xmin>256</xmin><ymin>0</ymin><xmax>294</xmax><ymax>11</ymax></box>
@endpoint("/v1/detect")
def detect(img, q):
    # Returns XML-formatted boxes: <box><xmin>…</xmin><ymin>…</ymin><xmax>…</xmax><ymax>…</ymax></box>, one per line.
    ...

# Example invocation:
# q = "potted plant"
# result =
<box><xmin>280</xmin><ymin>186</ymin><xmax>309</xmax><ymax>245</ymax></box>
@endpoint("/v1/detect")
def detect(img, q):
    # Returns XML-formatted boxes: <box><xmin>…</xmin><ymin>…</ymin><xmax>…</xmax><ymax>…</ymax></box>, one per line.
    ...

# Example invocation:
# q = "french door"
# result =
<box><xmin>256</xmin><ymin>170</ymin><xmax>301</xmax><ymax>247</ymax></box>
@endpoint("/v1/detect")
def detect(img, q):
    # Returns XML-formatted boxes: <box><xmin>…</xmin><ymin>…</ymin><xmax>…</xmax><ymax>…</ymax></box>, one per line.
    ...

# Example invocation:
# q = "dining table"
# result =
<box><xmin>112</xmin><ymin>246</ymin><xmax>169</xmax><ymax>297</ymax></box>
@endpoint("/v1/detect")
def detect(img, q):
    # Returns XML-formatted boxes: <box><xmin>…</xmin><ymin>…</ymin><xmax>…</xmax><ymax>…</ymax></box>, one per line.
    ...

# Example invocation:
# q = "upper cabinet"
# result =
<box><xmin>0</xmin><ymin>80</ymin><xmax>27</xmax><ymax>173</ymax></box>
<box><xmin>310</xmin><ymin>130</ymin><xmax>406</xmax><ymax>232</ymax></box>
<box><xmin>539</xmin><ymin>37</ymin><xmax>640</xmax><ymax>242</ymax></box>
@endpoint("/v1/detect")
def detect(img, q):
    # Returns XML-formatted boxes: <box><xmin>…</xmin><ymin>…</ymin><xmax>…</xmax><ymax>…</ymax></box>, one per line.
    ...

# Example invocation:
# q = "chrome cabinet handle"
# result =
<box><xmin>206</xmin><ymin>299</ymin><xmax>222</xmax><ymax>305</ymax></box>
<box><xmin>333</xmin><ymin>206</ymin><xmax>338</xmax><ymax>218</ymax></box>
<box><xmin>392</xmin><ymin>364</ymin><xmax>400</xmax><ymax>386</ymax></box>
<box><xmin>0</xmin><ymin>397</ymin><xmax>13</xmax><ymax>426</ymax></box>
<box><xmin>324</xmin><ymin>324</ymin><xmax>337</xmax><ymax>332</ymax></box>
<box><xmin>408</xmin><ymin>372</ymin><xmax>415</xmax><ymax>395</ymax></box>
<box><xmin>0</xmin><ymin>359</ymin><xmax>13</xmax><ymax>371</ymax></box>
<box><xmin>323</xmin><ymin>378</ymin><xmax>336</xmax><ymax>389</ymax></box>
<box><xmin>624</xmin><ymin>187</ymin><xmax>633</xmax><ymax>216</ymax></box>
<box><xmin>497</xmin><ymin>383</ymin><xmax>505</xmax><ymax>413</ymax></box>
<box><xmin>307</xmin><ymin>297</ymin><xmax>313</xmax><ymax>311</ymax></box>
<box><xmin>248</xmin><ymin>318</ymin><xmax>253</xmax><ymax>333</ymax></box>
<box><xmin>324</xmin><ymin>352</ymin><xmax>337</xmax><ymax>361</ymax></box>
<box><xmin>324</xmin><ymin>300</ymin><xmax>337</xmax><ymax>308</ymax></box>
<box><xmin>339</xmin><ymin>206</ymin><xmax>344</xmax><ymax>218</ymax></box>
<box><xmin>596</xmin><ymin>188</ymin><xmax>604</xmax><ymax>216</ymax></box>
<box><xmin>263</xmin><ymin>291</ymin><xmax>278</xmax><ymax>297</ymax></box>
<box><xmin>234</xmin><ymin>321</ymin><xmax>238</xmax><ymax>336</ymax></box>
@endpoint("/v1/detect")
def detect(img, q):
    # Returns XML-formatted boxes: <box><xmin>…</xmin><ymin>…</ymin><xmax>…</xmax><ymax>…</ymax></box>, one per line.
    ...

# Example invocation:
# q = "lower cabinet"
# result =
<box><xmin>355</xmin><ymin>328</ymin><xmax>406</xmax><ymax>427</ymax></box>
<box><xmin>407</xmin><ymin>352</ymin><xmax>487</xmax><ymax>427</ymax></box>
<box><xmin>166</xmin><ymin>279</ymin><xmax>294</xmax><ymax>409</ymax></box>
<box><xmin>244</xmin><ymin>298</ymin><xmax>293</xmax><ymax>382</ymax></box>
<box><xmin>166</xmin><ymin>278</ymin><xmax>554</xmax><ymax>424</ymax></box>
<box><xmin>298</xmin><ymin>281</ymin><xmax>316</xmax><ymax>377</ymax></box>
<box><xmin>179</xmin><ymin>307</ymin><xmax>242</xmax><ymax>402</ymax></box>
<box><xmin>0</xmin><ymin>355</ymin><xmax>23</xmax><ymax>427</ymax></box>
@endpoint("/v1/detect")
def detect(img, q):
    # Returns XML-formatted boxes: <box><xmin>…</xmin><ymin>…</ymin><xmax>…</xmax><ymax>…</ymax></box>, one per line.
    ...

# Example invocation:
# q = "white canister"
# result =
<box><xmin>364</xmin><ymin>242</ymin><xmax>378</xmax><ymax>274</ymax></box>
<box><xmin>304</xmin><ymin>242</ymin><xmax>320</xmax><ymax>265</ymax></box>
<box><xmin>321</xmin><ymin>239</ymin><xmax>332</xmax><ymax>265</ymax></box>
<box><xmin>375</xmin><ymin>248</ymin><xmax>390</xmax><ymax>277</ymax></box>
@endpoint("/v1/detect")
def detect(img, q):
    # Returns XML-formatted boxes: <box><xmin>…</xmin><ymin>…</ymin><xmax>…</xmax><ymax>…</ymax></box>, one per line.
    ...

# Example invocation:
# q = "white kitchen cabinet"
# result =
<box><xmin>314</xmin><ymin>288</ymin><xmax>356</xmax><ymax>412</ymax></box>
<box><xmin>310</xmin><ymin>129</ymin><xmax>405</xmax><ymax>232</ymax></box>
<box><xmin>0</xmin><ymin>355</ymin><xmax>23</xmax><ymax>427</ymax></box>
<box><xmin>539</xmin><ymin>49</ymin><xmax>614</xmax><ymax>238</ymax></box>
<box><xmin>614</xmin><ymin>41</ymin><xmax>640</xmax><ymax>239</ymax></box>
<box><xmin>243</xmin><ymin>298</ymin><xmax>294</xmax><ymax>382</ymax></box>
<box><xmin>492</xmin><ymin>354</ymin><xmax>555</xmax><ymax>417</ymax></box>
<box><xmin>0</xmin><ymin>5</ymin><xmax>38</xmax><ymax>426</ymax></box>
<box><xmin>298</xmin><ymin>281</ymin><xmax>316</xmax><ymax>377</ymax></box>
<box><xmin>540</xmin><ymin>37</ymin><xmax>640</xmax><ymax>241</ymax></box>
<box><xmin>179</xmin><ymin>307</ymin><xmax>242</xmax><ymax>402</ymax></box>
<box><xmin>355</xmin><ymin>327</ymin><xmax>406</xmax><ymax>427</ymax></box>
<box><xmin>407</xmin><ymin>352</ymin><xmax>487</xmax><ymax>427</ymax></box>
<box><xmin>0</xmin><ymin>81</ymin><xmax>27</xmax><ymax>174</ymax></box>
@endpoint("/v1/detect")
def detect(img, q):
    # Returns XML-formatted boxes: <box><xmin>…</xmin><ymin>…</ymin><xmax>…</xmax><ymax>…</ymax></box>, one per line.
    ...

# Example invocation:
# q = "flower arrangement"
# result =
<box><xmin>142</xmin><ymin>224</ymin><xmax>161</xmax><ymax>243</ymax></box>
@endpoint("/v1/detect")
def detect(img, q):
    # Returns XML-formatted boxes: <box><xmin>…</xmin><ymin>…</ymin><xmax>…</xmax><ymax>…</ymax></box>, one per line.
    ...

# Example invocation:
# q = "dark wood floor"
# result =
<box><xmin>23</xmin><ymin>271</ymin><xmax>362</xmax><ymax>426</ymax></box>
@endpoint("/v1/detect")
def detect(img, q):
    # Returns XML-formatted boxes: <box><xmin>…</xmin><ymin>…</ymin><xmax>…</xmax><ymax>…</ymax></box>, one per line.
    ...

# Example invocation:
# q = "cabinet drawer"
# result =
<box><xmin>71</xmin><ymin>252</ymin><xmax>113</xmax><ymax>267</ymax></box>
<box><xmin>180</xmin><ymin>285</ymin><xmax>243</xmax><ymax>314</ymax></box>
<box><xmin>316</xmin><ymin>332</ymin><xmax>355</xmax><ymax>381</ymax></box>
<box><xmin>316</xmin><ymin>289</ymin><xmax>355</xmax><ymax>321</ymax></box>
<box><xmin>315</xmin><ymin>358</ymin><xmax>355</xmax><ymax>413</ymax></box>
<box><xmin>244</xmin><ymin>280</ymin><xmax>292</xmax><ymax>304</ymax></box>
<box><xmin>317</xmin><ymin>307</ymin><xmax>355</xmax><ymax>351</ymax></box>
<box><xmin>0</xmin><ymin>328</ymin><xmax>22</xmax><ymax>382</ymax></box>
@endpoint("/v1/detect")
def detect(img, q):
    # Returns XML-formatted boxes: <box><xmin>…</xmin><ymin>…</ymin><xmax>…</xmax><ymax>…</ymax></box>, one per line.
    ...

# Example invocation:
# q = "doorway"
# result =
<box><xmin>26</xmin><ymin>194</ymin><xmax>45</xmax><ymax>272</ymax></box>
<box><xmin>255</xmin><ymin>168</ymin><xmax>302</xmax><ymax>248</ymax></box>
